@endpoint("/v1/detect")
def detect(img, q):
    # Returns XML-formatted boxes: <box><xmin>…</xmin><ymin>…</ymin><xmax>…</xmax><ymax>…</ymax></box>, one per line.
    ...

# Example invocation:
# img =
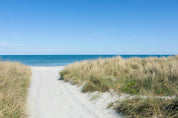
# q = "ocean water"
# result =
<box><xmin>0</xmin><ymin>55</ymin><xmax>173</xmax><ymax>66</ymax></box>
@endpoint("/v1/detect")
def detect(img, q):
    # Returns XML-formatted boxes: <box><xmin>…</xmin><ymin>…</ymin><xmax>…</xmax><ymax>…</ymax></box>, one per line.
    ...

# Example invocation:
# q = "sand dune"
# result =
<box><xmin>27</xmin><ymin>67</ymin><xmax>119</xmax><ymax>118</ymax></box>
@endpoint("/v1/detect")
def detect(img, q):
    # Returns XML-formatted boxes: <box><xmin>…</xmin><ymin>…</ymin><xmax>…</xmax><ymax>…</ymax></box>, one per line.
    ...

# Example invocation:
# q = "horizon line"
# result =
<box><xmin>0</xmin><ymin>54</ymin><xmax>176</xmax><ymax>56</ymax></box>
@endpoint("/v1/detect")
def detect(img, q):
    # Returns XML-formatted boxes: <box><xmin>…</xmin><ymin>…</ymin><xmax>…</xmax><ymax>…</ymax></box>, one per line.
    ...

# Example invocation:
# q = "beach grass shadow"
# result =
<box><xmin>58</xmin><ymin>78</ymin><xmax>64</xmax><ymax>81</ymax></box>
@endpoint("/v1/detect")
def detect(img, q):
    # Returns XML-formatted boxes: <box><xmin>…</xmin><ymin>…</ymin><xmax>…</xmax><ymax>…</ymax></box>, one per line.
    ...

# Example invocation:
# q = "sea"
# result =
<box><xmin>0</xmin><ymin>55</ymin><xmax>173</xmax><ymax>66</ymax></box>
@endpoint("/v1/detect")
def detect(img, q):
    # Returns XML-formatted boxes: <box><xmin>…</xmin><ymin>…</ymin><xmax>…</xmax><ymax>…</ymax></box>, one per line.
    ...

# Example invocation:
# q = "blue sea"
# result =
<box><xmin>0</xmin><ymin>55</ymin><xmax>173</xmax><ymax>66</ymax></box>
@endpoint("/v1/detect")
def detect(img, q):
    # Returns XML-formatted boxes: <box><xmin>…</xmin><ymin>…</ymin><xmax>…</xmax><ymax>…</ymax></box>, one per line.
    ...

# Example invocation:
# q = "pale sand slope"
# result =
<box><xmin>27</xmin><ymin>67</ymin><xmax>119</xmax><ymax>118</ymax></box>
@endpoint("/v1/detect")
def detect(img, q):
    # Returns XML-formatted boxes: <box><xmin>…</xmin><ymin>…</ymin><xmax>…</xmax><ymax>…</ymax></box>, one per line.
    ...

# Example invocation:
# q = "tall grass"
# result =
<box><xmin>0</xmin><ymin>62</ymin><xmax>31</xmax><ymax>118</ymax></box>
<box><xmin>115</xmin><ymin>97</ymin><xmax>178</xmax><ymax>118</ymax></box>
<box><xmin>60</xmin><ymin>56</ymin><xmax>178</xmax><ymax>117</ymax></box>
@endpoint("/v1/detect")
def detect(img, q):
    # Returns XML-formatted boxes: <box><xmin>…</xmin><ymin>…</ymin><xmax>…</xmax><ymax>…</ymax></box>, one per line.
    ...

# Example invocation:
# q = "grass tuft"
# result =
<box><xmin>115</xmin><ymin>98</ymin><xmax>178</xmax><ymax>118</ymax></box>
<box><xmin>0</xmin><ymin>62</ymin><xmax>31</xmax><ymax>118</ymax></box>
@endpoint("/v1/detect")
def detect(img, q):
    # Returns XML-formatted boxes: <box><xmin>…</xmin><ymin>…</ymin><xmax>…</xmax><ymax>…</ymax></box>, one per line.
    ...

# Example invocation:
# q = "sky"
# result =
<box><xmin>0</xmin><ymin>0</ymin><xmax>178</xmax><ymax>55</ymax></box>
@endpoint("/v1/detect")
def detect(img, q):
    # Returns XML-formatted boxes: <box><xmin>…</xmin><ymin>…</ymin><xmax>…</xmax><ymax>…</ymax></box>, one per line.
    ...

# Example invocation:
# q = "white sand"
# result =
<box><xmin>27</xmin><ymin>67</ymin><xmax>120</xmax><ymax>118</ymax></box>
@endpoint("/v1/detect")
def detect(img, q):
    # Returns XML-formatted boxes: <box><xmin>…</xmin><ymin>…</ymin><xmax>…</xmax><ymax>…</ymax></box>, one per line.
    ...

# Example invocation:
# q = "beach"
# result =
<box><xmin>1</xmin><ymin>0</ymin><xmax>177</xmax><ymax>117</ymax></box>
<box><xmin>27</xmin><ymin>67</ymin><xmax>119</xmax><ymax>118</ymax></box>
<box><xmin>1</xmin><ymin>56</ymin><xmax>177</xmax><ymax>118</ymax></box>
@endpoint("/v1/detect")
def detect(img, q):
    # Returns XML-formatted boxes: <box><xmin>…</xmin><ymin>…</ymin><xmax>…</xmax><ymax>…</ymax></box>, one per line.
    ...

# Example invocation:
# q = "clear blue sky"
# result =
<box><xmin>0</xmin><ymin>0</ymin><xmax>178</xmax><ymax>55</ymax></box>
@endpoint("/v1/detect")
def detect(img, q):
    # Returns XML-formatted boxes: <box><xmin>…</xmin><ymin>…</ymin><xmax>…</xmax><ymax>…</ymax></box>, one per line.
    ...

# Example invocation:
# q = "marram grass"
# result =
<box><xmin>60</xmin><ymin>56</ymin><xmax>178</xmax><ymax>117</ymax></box>
<box><xmin>115</xmin><ymin>97</ymin><xmax>178</xmax><ymax>118</ymax></box>
<box><xmin>0</xmin><ymin>62</ymin><xmax>31</xmax><ymax>118</ymax></box>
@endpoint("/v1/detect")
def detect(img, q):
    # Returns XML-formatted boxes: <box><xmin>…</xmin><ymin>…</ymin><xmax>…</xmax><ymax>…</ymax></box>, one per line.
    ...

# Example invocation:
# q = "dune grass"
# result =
<box><xmin>60</xmin><ymin>56</ymin><xmax>178</xmax><ymax>117</ymax></box>
<box><xmin>114</xmin><ymin>97</ymin><xmax>178</xmax><ymax>118</ymax></box>
<box><xmin>0</xmin><ymin>62</ymin><xmax>31</xmax><ymax>118</ymax></box>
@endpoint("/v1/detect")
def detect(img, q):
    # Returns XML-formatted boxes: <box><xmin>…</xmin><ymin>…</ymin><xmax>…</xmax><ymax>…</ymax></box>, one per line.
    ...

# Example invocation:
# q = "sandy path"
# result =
<box><xmin>27</xmin><ymin>67</ymin><xmax>118</xmax><ymax>118</ymax></box>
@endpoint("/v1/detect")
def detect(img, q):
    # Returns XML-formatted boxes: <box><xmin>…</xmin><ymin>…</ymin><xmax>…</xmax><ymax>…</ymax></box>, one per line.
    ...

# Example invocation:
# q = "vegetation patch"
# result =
<box><xmin>60</xmin><ymin>56</ymin><xmax>178</xmax><ymax>117</ymax></box>
<box><xmin>115</xmin><ymin>98</ymin><xmax>178</xmax><ymax>118</ymax></box>
<box><xmin>120</xmin><ymin>79</ymin><xmax>139</xmax><ymax>94</ymax></box>
<box><xmin>0</xmin><ymin>62</ymin><xmax>31</xmax><ymax>118</ymax></box>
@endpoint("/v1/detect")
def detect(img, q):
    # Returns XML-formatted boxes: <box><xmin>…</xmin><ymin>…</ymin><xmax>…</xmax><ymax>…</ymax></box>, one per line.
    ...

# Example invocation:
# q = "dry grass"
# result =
<box><xmin>61</xmin><ymin>56</ymin><xmax>178</xmax><ymax>95</ymax></box>
<box><xmin>0</xmin><ymin>62</ymin><xmax>31</xmax><ymax>118</ymax></box>
<box><xmin>115</xmin><ymin>97</ymin><xmax>178</xmax><ymax>118</ymax></box>
<box><xmin>60</xmin><ymin>56</ymin><xmax>178</xmax><ymax>117</ymax></box>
